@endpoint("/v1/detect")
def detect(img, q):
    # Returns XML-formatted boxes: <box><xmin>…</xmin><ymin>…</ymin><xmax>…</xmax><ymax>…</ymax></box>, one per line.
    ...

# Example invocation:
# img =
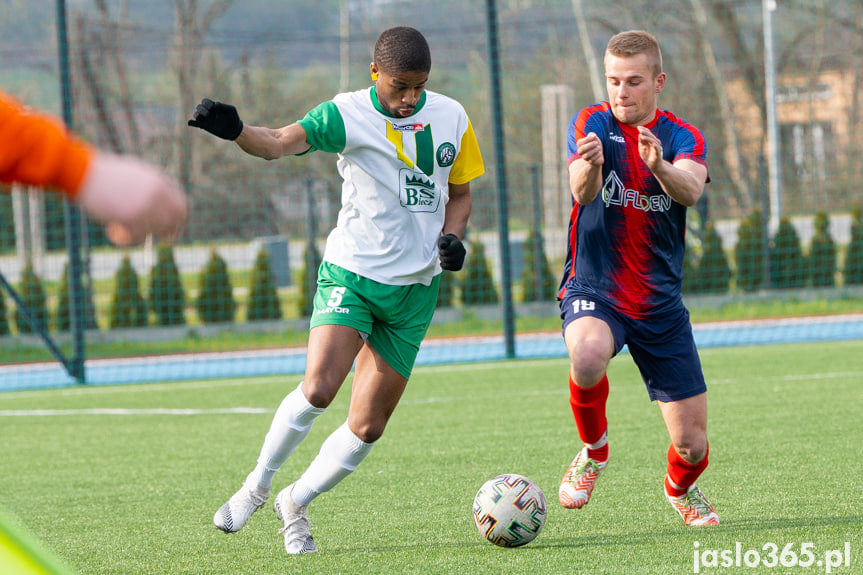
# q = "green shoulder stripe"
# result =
<box><xmin>297</xmin><ymin>101</ymin><xmax>346</xmax><ymax>154</ymax></box>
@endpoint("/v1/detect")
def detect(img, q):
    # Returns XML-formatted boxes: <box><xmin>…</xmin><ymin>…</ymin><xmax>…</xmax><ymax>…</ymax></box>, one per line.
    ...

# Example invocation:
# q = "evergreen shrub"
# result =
<box><xmin>247</xmin><ymin>247</ymin><xmax>283</xmax><ymax>321</ymax></box>
<box><xmin>688</xmin><ymin>222</ymin><xmax>731</xmax><ymax>294</ymax></box>
<box><xmin>54</xmin><ymin>262</ymin><xmax>71</xmax><ymax>332</ymax></box>
<box><xmin>109</xmin><ymin>255</ymin><xmax>149</xmax><ymax>328</ymax></box>
<box><xmin>520</xmin><ymin>228</ymin><xmax>557</xmax><ymax>302</ymax></box>
<box><xmin>196</xmin><ymin>250</ymin><xmax>236</xmax><ymax>324</ymax></box>
<box><xmin>461</xmin><ymin>240</ymin><xmax>499</xmax><ymax>305</ymax></box>
<box><xmin>14</xmin><ymin>262</ymin><xmax>49</xmax><ymax>334</ymax></box>
<box><xmin>150</xmin><ymin>243</ymin><xmax>186</xmax><ymax>326</ymax></box>
<box><xmin>844</xmin><ymin>204</ymin><xmax>863</xmax><ymax>286</ymax></box>
<box><xmin>734</xmin><ymin>209</ymin><xmax>766</xmax><ymax>292</ymax></box>
<box><xmin>770</xmin><ymin>217</ymin><xmax>807</xmax><ymax>289</ymax></box>
<box><xmin>809</xmin><ymin>212</ymin><xmax>836</xmax><ymax>288</ymax></box>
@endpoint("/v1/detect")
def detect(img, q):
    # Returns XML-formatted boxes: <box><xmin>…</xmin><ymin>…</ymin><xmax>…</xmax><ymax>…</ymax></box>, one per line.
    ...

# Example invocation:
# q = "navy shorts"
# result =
<box><xmin>560</xmin><ymin>289</ymin><xmax>706</xmax><ymax>402</ymax></box>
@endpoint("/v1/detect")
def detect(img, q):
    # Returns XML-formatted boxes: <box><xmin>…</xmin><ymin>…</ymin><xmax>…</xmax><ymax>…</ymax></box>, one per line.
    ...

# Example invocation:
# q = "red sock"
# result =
<box><xmin>569</xmin><ymin>374</ymin><xmax>608</xmax><ymax>451</ymax></box>
<box><xmin>587</xmin><ymin>442</ymin><xmax>609</xmax><ymax>462</ymax></box>
<box><xmin>665</xmin><ymin>443</ymin><xmax>709</xmax><ymax>496</ymax></box>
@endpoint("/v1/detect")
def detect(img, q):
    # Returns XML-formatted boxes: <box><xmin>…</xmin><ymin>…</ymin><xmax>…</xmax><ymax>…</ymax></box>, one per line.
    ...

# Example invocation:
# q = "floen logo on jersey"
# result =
<box><xmin>392</xmin><ymin>122</ymin><xmax>425</xmax><ymax>132</ymax></box>
<box><xmin>399</xmin><ymin>169</ymin><xmax>440</xmax><ymax>213</ymax></box>
<box><xmin>602</xmin><ymin>171</ymin><xmax>672</xmax><ymax>213</ymax></box>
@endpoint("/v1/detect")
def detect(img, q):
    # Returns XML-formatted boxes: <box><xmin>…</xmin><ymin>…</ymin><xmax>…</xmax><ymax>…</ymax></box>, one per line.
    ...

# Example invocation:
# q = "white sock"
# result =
<box><xmin>291</xmin><ymin>421</ymin><xmax>373</xmax><ymax>507</ymax></box>
<box><xmin>587</xmin><ymin>429</ymin><xmax>608</xmax><ymax>450</ymax></box>
<box><xmin>245</xmin><ymin>383</ymin><xmax>325</xmax><ymax>490</ymax></box>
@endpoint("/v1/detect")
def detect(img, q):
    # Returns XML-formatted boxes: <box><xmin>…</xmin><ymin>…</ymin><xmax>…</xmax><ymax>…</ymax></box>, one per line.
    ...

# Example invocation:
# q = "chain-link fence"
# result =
<box><xmin>2</xmin><ymin>0</ymin><xmax>862</xmax><ymax>388</ymax></box>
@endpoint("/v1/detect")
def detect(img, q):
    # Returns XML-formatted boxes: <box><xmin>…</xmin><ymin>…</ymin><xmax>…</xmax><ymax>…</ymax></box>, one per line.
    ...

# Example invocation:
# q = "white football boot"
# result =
<box><xmin>274</xmin><ymin>484</ymin><xmax>317</xmax><ymax>554</ymax></box>
<box><xmin>213</xmin><ymin>484</ymin><xmax>269</xmax><ymax>533</ymax></box>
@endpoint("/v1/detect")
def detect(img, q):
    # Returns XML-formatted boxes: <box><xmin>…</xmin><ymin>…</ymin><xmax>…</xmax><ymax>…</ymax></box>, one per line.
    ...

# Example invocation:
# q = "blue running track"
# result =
<box><xmin>2</xmin><ymin>314</ymin><xmax>862</xmax><ymax>392</ymax></box>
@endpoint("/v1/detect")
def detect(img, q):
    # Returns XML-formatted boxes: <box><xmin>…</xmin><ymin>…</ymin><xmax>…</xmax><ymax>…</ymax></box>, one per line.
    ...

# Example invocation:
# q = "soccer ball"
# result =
<box><xmin>472</xmin><ymin>473</ymin><xmax>547</xmax><ymax>548</ymax></box>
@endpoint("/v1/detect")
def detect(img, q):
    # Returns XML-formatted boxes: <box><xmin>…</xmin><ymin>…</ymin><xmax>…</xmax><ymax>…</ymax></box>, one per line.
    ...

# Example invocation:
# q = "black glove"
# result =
<box><xmin>437</xmin><ymin>233</ymin><xmax>466</xmax><ymax>271</ymax></box>
<box><xmin>187</xmin><ymin>98</ymin><xmax>244</xmax><ymax>140</ymax></box>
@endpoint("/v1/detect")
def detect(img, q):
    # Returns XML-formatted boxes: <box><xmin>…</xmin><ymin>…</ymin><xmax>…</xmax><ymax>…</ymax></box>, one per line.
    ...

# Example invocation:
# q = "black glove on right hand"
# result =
<box><xmin>187</xmin><ymin>98</ymin><xmax>244</xmax><ymax>140</ymax></box>
<box><xmin>437</xmin><ymin>233</ymin><xmax>467</xmax><ymax>271</ymax></box>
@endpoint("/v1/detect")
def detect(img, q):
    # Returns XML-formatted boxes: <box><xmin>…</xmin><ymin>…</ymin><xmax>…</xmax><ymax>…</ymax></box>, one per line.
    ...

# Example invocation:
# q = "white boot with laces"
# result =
<box><xmin>213</xmin><ymin>484</ymin><xmax>269</xmax><ymax>533</ymax></box>
<box><xmin>274</xmin><ymin>484</ymin><xmax>317</xmax><ymax>554</ymax></box>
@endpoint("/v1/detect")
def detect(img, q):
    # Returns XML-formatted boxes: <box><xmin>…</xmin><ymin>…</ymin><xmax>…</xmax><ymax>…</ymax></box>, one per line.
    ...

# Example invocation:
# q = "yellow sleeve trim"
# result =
<box><xmin>448</xmin><ymin>119</ymin><xmax>484</xmax><ymax>185</ymax></box>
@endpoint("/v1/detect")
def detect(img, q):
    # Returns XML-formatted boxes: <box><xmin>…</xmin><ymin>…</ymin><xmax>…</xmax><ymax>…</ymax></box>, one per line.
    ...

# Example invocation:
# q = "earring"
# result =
<box><xmin>371</xmin><ymin>72</ymin><xmax>379</xmax><ymax>81</ymax></box>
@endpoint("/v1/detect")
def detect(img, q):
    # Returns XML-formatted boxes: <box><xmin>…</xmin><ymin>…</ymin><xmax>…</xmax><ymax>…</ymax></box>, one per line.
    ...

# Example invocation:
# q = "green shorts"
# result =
<box><xmin>310</xmin><ymin>262</ymin><xmax>440</xmax><ymax>379</ymax></box>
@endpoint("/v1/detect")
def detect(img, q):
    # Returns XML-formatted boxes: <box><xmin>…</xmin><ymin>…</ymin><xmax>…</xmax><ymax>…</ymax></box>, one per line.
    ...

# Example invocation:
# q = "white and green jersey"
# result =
<box><xmin>297</xmin><ymin>87</ymin><xmax>484</xmax><ymax>286</ymax></box>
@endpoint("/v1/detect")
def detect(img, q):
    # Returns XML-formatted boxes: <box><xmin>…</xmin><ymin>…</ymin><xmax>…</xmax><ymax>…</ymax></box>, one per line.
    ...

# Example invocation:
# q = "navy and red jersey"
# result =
<box><xmin>558</xmin><ymin>102</ymin><xmax>708</xmax><ymax>319</ymax></box>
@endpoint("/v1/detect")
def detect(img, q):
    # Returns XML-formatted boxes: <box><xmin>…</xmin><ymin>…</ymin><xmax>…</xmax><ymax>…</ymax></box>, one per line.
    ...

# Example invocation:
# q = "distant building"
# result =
<box><xmin>725</xmin><ymin>68</ymin><xmax>854</xmax><ymax>214</ymax></box>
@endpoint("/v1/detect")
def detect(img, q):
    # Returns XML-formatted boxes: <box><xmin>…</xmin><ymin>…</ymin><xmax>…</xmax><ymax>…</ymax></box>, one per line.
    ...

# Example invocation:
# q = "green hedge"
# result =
<box><xmin>150</xmin><ymin>243</ymin><xmax>186</xmax><ymax>326</ymax></box>
<box><xmin>461</xmin><ymin>240</ymin><xmax>499</xmax><ymax>306</ymax></box>
<box><xmin>735</xmin><ymin>209</ymin><xmax>766</xmax><ymax>292</ymax></box>
<box><xmin>844</xmin><ymin>204</ymin><xmax>863</xmax><ymax>286</ymax></box>
<box><xmin>520</xmin><ymin>228</ymin><xmax>557</xmax><ymax>302</ymax></box>
<box><xmin>247</xmin><ymin>248</ymin><xmax>282</xmax><ymax>321</ymax></box>
<box><xmin>109</xmin><ymin>255</ymin><xmax>149</xmax><ymax>329</ymax></box>
<box><xmin>196</xmin><ymin>250</ymin><xmax>236</xmax><ymax>324</ymax></box>
<box><xmin>809</xmin><ymin>212</ymin><xmax>837</xmax><ymax>288</ymax></box>
<box><xmin>436</xmin><ymin>270</ymin><xmax>456</xmax><ymax>308</ymax></box>
<box><xmin>770</xmin><ymin>217</ymin><xmax>807</xmax><ymax>289</ymax></box>
<box><xmin>14</xmin><ymin>262</ymin><xmax>48</xmax><ymax>334</ymax></box>
<box><xmin>0</xmin><ymin>284</ymin><xmax>8</xmax><ymax>336</ymax></box>
<box><xmin>686</xmin><ymin>221</ymin><xmax>730</xmax><ymax>294</ymax></box>
<box><xmin>54</xmin><ymin>262</ymin><xmax>71</xmax><ymax>332</ymax></box>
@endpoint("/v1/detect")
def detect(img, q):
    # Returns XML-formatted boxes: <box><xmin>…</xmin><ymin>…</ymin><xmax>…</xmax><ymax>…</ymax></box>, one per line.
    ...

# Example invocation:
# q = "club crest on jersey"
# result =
<box><xmin>436</xmin><ymin>142</ymin><xmax>456</xmax><ymax>167</ymax></box>
<box><xmin>602</xmin><ymin>171</ymin><xmax>672</xmax><ymax>213</ymax></box>
<box><xmin>399</xmin><ymin>169</ymin><xmax>440</xmax><ymax>213</ymax></box>
<box><xmin>392</xmin><ymin>122</ymin><xmax>425</xmax><ymax>132</ymax></box>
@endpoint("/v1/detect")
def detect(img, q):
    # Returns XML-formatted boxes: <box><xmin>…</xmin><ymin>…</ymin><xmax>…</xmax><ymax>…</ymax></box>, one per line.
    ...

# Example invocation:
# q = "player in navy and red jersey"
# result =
<box><xmin>557</xmin><ymin>30</ymin><xmax>719</xmax><ymax>526</ymax></box>
<box><xmin>560</xmin><ymin>102</ymin><xmax>706</xmax><ymax>318</ymax></box>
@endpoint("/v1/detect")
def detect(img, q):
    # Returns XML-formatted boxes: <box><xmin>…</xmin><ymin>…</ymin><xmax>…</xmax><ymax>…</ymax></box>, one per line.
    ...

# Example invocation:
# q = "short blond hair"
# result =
<box><xmin>606</xmin><ymin>30</ymin><xmax>663</xmax><ymax>78</ymax></box>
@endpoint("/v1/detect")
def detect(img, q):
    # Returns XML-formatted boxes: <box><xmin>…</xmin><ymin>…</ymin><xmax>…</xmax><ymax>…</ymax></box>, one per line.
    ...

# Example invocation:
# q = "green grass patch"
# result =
<box><xmin>0</xmin><ymin>340</ymin><xmax>860</xmax><ymax>573</ymax></box>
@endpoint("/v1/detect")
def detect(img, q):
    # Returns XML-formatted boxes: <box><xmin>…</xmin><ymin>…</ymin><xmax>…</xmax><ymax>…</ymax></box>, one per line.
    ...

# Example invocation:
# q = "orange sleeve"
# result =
<box><xmin>0</xmin><ymin>90</ymin><xmax>93</xmax><ymax>199</ymax></box>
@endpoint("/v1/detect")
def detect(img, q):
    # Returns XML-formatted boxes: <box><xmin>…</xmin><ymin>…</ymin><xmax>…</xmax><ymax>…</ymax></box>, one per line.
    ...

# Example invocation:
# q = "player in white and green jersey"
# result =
<box><xmin>189</xmin><ymin>26</ymin><xmax>484</xmax><ymax>556</ymax></box>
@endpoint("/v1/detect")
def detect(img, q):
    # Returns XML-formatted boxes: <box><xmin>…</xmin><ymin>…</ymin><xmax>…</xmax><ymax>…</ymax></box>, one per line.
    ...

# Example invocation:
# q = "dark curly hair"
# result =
<box><xmin>373</xmin><ymin>27</ymin><xmax>431</xmax><ymax>75</ymax></box>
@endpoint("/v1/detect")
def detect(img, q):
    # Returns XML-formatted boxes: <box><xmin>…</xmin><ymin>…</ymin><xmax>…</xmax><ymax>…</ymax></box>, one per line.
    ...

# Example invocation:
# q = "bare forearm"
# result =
<box><xmin>652</xmin><ymin>159</ymin><xmax>706</xmax><ymax>207</ymax></box>
<box><xmin>235</xmin><ymin>125</ymin><xmax>285</xmax><ymax>160</ymax></box>
<box><xmin>443</xmin><ymin>183</ymin><xmax>472</xmax><ymax>238</ymax></box>
<box><xmin>235</xmin><ymin>123</ymin><xmax>310</xmax><ymax>160</ymax></box>
<box><xmin>569</xmin><ymin>160</ymin><xmax>603</xmax><ymax>205</ymax></box>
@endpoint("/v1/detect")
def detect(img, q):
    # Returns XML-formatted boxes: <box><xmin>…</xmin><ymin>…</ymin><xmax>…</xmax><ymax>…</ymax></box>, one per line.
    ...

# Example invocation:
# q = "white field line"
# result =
<box><xmin>707</xmin><ymin>370</ymin><xmax>863</xmax><ymax>385</ymax></box>
<box><xmin>0</xmin><ymin>407</ymin><xmax>270</xmax><ymax>417</ymax></box>
<box><xmin>0</xmin><ymin>374</ymin><xmax>293</xmax><ymax>400</ymax></box>
<box><xmin>0</xmin><ymin>359</ymin><xmax>566</xmax><ymax>401</ymax></box>
<box><xmin>2</xmin><ymin>361</ymin><xmax>860</xmax><ymax>417</ymax></box>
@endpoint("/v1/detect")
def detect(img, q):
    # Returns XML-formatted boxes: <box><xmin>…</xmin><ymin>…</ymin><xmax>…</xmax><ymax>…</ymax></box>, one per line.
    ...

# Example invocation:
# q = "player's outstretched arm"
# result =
<box><xmin>236</xmin><ymin>123</ymin><xmax>311</xmax><ymax>160</ymax></box>
<box><xmin>187</xmin><ymin>98</ymin><xmax>244</xmax><ymax>140</ymax></box>
<box><xmin>188</xmin><ymin>98</ymin><xmax>310</xmax><ymax>160</ymax></box>
<box><xmin>0</xmin><ymin>89</ymin><xmax>187</xmax><ymax>247</ymax></box>
<box><xmin>78</xmin><ymin>152</ymin><xmax>188</xmax><ymax>246</ymax></box>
